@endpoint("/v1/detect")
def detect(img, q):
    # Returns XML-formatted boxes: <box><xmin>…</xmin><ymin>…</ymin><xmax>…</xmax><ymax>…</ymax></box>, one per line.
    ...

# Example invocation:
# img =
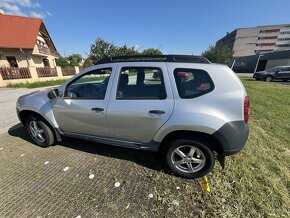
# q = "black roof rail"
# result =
<box><xmin>95</xmin><ymin>55</ymin><xmax>210</xmax><ymax>65</ymax></box>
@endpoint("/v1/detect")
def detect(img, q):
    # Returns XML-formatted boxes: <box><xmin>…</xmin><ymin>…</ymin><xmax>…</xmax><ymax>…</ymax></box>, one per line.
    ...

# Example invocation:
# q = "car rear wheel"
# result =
<box><xmin>265</xmin><ymin>76</ymin><xmax>273</xmax><ymax>82</ymax></box>
<box><xmin>26</xmin><ymin>115</ymin><xmax>55</xmax><ymax>147</ymax></box>
<box><xmin>164</xmin><ymin>138</ymin><xmax>215</xmax><ymax>179</ymax></box>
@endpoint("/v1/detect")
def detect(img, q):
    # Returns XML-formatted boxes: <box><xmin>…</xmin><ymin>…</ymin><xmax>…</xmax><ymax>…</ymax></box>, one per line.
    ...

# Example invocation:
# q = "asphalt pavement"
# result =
<box><xmin>0</xmin><ymin>87</ymin><xmax>41</xmax><ymax>134</ymax></box>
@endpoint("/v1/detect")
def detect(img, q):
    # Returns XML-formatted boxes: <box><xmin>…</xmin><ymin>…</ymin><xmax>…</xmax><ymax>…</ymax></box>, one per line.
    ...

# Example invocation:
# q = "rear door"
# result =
<box><xmin>106</xmin><ymin>62</ymin><xmax>174</xmax><ymax>143</ymax></box>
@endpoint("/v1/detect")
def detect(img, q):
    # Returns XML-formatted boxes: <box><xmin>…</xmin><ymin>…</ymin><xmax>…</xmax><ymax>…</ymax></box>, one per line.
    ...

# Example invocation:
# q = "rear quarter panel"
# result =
<box><xmin>153</xmin><ymin>63</ymin><xmax>247</xmax><ymax>142</ymax></box>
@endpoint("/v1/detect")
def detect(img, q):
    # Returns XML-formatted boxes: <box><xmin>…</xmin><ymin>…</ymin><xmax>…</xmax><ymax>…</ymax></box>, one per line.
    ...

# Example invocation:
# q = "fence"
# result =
<box><xmin>0</xmin><ymin>67</ymin><xmax>31</xmax><ymax>80</ymax></box>
<box><xmin>61</xmin><ymin>67</ymin><xmax>76</xmax><ymax>76</ymax></box>
<box><xmin>36</xmin><ymin>67</ymin><xmax>58</xmax><ymax>77</ymax></box>
<box><xmin>0</xmin><ymin>66</ymin><xmax>79</xmax><ymax>87</ymax></box>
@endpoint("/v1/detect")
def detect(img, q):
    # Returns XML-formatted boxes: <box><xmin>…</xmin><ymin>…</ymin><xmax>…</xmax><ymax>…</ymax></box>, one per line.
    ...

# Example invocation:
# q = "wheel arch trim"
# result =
<box><xmin>18</xmin><ymin>109</ymin><xmax>62</xmax><ymax>141</ymax></box>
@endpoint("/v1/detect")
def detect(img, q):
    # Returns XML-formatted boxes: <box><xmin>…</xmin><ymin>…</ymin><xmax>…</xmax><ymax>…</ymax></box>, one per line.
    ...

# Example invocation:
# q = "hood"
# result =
<box><xmin>17</xmin><ymin>87</ymin><xmax>55</xmax><ymax>108</ymax></box>
<box><xmin>255</xmin><ymin>71</ymin><xmax>266</xmax><ymax>74</ymax></box>
<box><xmin>19</xmin><ymin>87</ymin><xmax>56</xmax><ymax>99</ymax></box>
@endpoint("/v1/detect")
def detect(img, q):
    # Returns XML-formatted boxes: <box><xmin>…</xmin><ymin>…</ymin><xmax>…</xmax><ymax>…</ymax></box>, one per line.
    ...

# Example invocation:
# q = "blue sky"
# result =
<box><xmin>1</xmin><ymin>0</ymin><xmax>290</xmax><ymax>57</ymax></box>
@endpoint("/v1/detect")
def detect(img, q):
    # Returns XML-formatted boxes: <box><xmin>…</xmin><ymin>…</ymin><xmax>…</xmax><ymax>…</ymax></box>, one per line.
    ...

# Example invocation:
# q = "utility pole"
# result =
<box><xmin>254</xmin><ymin>54</ymin><xmax>264</xmax><ymax>73</ymax></box>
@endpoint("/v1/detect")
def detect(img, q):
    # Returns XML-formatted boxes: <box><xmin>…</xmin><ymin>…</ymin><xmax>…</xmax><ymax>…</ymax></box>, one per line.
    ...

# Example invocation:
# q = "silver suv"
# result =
<box><xmin>16</xmin><ymin>55</ymin><xmax>250</xmax><ymax>179</ymax></box>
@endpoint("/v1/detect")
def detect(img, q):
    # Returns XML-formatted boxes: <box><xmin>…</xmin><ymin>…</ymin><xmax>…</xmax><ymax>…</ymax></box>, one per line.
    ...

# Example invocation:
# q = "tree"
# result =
<box><xmin>142</xmin><ymin>48</ymin><xmax>162</xmax><ymax>55</ymax></box>
<box><xmin>67</xmin><ymin>54</ymin><xmax>83</xmax><ymax>67</ymax></box>
<box><xmin>202</xmin><ymin>43</ymin><xmax>233</xmax><ymax>64</ymax></box>
<box><xmin>88</xmin><ymin>38</ymin><xmax>117</xmax><ymax>63</ymax></box>
<box><xmin>82</xmin><ymin>58</ymin><xmax>94</xmax><ymax>69</ymax></box>
<box><xmin>87</xmin><ymin>38</ymin><xmax>163</xmax><ymax>65</ymax></box>
<box><xmin>55</xmin><ymin>55</ymin><xmax>70</xmax><ymax>67</ymax></box>
<box><xmin>56</xmin><ymin>54</ymin><xmax>83</xmax><ymax>67</ymax></box>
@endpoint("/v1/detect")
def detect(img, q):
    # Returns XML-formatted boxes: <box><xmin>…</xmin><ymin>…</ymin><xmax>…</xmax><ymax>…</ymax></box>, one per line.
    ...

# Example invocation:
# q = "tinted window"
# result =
<box><xmin>116</xmin><ymin>67</ymin><xmax>166</xmax><ymax>99</ymax></box>
<box><xmin>279</xmin><ymin>67</ymin><xmax>290</xmax><ymax>72</ymax></box>
<box><xmin>174</xmin><ymin>68</ymin><xmax>214</xmax><ymax>99</ymax></box>
<box><xmin>65</xmin><ymin>68</ymin><xmax>111</xmax><ymax>99</ymax></box>
<box><xmin>267</xmin><ymin>67</ymin><xmax>282</xmax><ymax>72</ymax></box>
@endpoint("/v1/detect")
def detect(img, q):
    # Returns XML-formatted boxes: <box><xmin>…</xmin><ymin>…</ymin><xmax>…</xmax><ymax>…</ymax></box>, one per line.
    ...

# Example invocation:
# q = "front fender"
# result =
<box><xmin>17</xmin><ymin>90</ymin><xmax>59</xmax><ymax>129</ymax></box>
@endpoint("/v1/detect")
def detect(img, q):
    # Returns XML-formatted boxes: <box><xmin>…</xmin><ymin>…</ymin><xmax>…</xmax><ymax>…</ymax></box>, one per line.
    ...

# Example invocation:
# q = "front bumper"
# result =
<box><xmin>253</xmin><ymin>74</ymin><xmax>265</xmax><ymax>79</ymax></box>
<box><xmin>212</xmin><ymin>121</ymin><xmax>249</xmax><ymax>156</ymax></box>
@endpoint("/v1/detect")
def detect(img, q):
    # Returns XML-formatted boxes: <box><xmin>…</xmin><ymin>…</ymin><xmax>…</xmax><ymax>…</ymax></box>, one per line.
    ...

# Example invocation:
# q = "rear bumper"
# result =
<box><xmin>212</xmin><ymin>121</ymin><xmax>249</xmax><ymax>156</ymax></box>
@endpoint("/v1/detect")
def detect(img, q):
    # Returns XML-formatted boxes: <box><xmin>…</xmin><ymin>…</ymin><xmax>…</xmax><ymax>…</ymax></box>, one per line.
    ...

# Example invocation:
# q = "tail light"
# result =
<box><xmin>244</xmin><ymin>96</ymin><xmax>250</xmax><ymax>123</ymax></box>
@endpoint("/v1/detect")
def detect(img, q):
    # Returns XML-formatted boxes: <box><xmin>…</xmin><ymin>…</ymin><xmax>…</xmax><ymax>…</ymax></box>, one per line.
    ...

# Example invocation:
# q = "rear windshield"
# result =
<box><xmin>174</xmin><ymin>68</ymin><xmax>214</xmax><ymax>98</ymax></box>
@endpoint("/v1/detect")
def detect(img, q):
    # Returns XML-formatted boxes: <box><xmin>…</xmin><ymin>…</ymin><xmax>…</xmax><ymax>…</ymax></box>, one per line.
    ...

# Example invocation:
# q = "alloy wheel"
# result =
<box><xmin>170</xmin><ymin>145</ymin><xmax>206</xmax><ymax>173</ymax></box>
<box><xmin>29</xmin><ymin>121</ymin><xmax>45</xmax><ymax>143</ymax></box>
<box><xmin>265</xmin><ymin>76</ymin><xmax>273</xmax><ymax>82</ymax></box>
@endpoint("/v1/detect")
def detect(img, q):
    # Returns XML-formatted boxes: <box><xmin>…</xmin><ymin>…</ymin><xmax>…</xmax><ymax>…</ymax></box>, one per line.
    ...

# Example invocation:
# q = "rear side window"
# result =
<box><xmin>174</xmin><ymin>68</ymin><xmax>214</xmax><ymax>98</ymax></box>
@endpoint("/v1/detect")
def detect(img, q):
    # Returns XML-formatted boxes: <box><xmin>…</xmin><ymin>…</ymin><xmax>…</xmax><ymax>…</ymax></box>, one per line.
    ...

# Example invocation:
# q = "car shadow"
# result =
<box><xmin>8</xmin><ymin>124</ymin><xmax>165</xmax><ymax>173</ymax></box>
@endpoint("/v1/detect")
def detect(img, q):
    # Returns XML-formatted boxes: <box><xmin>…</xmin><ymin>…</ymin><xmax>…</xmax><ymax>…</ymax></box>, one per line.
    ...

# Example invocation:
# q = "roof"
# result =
<box><xmin>0</xmin><ymin>14</ymin><xmax>54</xmax><ymax>50</ymax></box>
<box><xmin>95</xmin><ymin>55</ymin><xmax>211</xmax><ymax>65</ymax></box>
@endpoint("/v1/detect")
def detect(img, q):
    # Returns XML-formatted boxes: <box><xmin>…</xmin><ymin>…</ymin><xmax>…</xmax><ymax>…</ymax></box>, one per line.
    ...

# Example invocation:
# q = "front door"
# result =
<box><xmin>106</xmin><ymin>63</ymin><xmax>174</xmax><ymax>144</ymax></box>
<box><xmin>53</xmin><ymin>67</ymin><xmax>113</xmax><ymax>137</ymax></box>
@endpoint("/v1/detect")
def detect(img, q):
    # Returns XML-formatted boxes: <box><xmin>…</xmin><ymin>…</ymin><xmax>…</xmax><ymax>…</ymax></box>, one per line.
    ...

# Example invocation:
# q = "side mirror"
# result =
<box><xmin>47</xmin><ymin>89</ymin><xmax>60</xmax><ymax>99</ymax></box>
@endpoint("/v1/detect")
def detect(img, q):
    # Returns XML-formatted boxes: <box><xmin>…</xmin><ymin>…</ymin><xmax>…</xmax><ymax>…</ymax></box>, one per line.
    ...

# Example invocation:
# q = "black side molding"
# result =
<box><xmin>212</xmin><ymin>121</ymin><xmax>249</xmax><ymax>156</ymax></box>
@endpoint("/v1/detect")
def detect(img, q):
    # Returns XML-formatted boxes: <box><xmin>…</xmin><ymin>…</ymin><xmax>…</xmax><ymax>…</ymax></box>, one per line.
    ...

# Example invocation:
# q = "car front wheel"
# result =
<box><xmin>165</xmin><ymin>138</ymin><xmax>215</xmax><ymax>179</ymax></box>
<box><xmin>26</xmin><ymin>115</ymin><xmax>55</xmax><ymax>147</ymax></box>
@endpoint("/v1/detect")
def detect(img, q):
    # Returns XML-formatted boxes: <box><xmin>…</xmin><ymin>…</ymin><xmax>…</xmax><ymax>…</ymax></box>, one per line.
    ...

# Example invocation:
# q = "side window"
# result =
<box><xmin>65</xmin><ymin>68</ymin><xmax>111</xmax><ymax>99</ymax></box>
<box><xmin>280</xmin><ymin>67</ymin><xmax>290</xmax><ymax>72</ymax></box>
<box><xmin>116</xmin><ymin>67</ymin><xmax>166</xmax><ymax>99</ymax></box>
<box><xmin>174</xmin><ymin>68</ymin><xmax>214</xmax><ymax>99</ymax></box>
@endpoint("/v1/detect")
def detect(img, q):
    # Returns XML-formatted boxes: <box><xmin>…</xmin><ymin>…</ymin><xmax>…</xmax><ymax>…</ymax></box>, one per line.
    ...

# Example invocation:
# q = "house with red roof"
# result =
<box><xmin>0</xmin><ymin>13</ymin><xmax>58</xmax><ymax>68</ymax></box>
<box><xmin>0</xmin><ymin>12</ymin><xmax>78</xmax><ymax>86</ymax></box>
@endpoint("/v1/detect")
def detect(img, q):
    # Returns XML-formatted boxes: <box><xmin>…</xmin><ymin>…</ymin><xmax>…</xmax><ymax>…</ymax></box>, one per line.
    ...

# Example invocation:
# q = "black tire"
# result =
<box><xmin>265</xmin><ymin>76</ymin><xmax>273</xmax><ymax>82</ymax></box>
<box><xmin>164</xmin><ymin>137</ymin><xmax>215</xmax><ymax>179</ymax></box>
<box><xmin>26</xmin><ymin>115</ymin><xmax>55</xmax><ymax>147</ymax></box>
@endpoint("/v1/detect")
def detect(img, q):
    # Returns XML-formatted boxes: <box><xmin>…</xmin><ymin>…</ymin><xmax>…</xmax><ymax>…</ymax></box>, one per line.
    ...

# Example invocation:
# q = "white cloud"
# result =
<box><xmin>0</xmin><ymin>0</ymin><xmax>45</xmax><ymax>18</ymax></box>
<box><xmin>0</xmin><ymin>1</ymin><xmax>28</xmax><ymax>16</ymax></box>
<box><xmin>3</xmin><ymin>0</ymin><xmax>40</xmax><ymax>8</ymax></box>
<box><xmin>46</xmin><ymin>11</ymin><xmax>51</xmax><ymax>16</ymax></box>
<box><xmin>17</xmin><ymin>0</ymin><xmax>40</xmax><ymax>8</ymax></box>
<box><xmin>30</xmin><ymin>11</ymin><xmax>44</xmax><ymax>19</ymax></box>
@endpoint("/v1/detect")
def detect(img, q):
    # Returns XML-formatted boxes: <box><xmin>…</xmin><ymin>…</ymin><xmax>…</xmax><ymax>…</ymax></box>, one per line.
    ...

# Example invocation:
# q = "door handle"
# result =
<box><xmin>91</xmin><ymin>107</ymin><xmax>104</xmax><ymax>112</ymax></box>
<box><xmin>149</xmin><ymin>110</ymin><xmax>165</xmax><ymax>114</ymax></box>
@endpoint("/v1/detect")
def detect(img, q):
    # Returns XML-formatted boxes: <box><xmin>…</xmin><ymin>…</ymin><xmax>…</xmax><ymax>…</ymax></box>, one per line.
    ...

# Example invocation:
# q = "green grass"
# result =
<box><xmin>208</xmin><ymin>78</ymin><xmax>290</xmax><ymax>217</ymax></box>
<box><xmin>6</xmin><ymin>79</ymin><xmax>68</xmax><ymax>88</ymax></box>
